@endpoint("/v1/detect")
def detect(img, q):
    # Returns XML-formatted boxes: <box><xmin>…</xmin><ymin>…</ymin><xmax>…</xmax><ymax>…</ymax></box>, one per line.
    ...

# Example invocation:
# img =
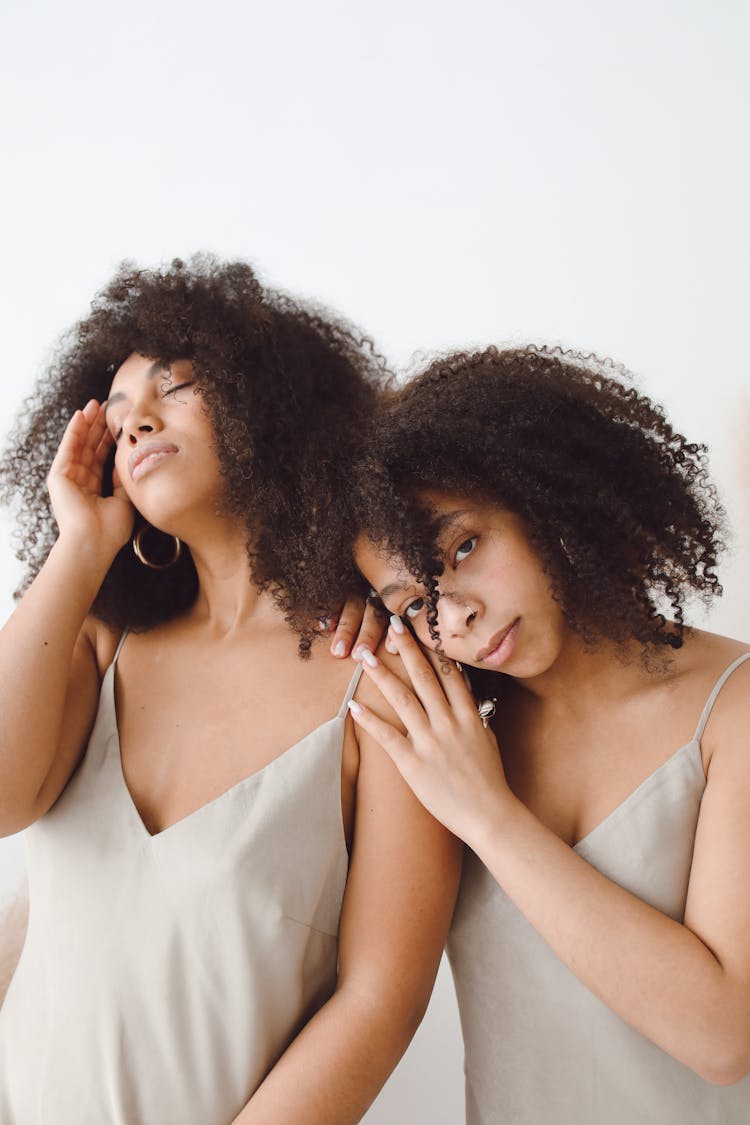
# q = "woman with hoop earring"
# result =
<box><xmin>0</xmin><ymin>256</ymin><xmax>459</xmax><ymax>1124</ymax></box>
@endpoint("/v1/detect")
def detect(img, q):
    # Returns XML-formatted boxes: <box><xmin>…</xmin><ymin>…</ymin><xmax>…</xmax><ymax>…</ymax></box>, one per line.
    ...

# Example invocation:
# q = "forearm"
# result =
<box><xmin>0</xmin><ymin>536</ymin><xmax>108</xmax><ymax>822</ymax></box>
<box><xmin>233</xmin><ymin>984</ymin><xmax>425</xmax><ymax>1124</ymax></box>
<box><xmin>472</xmin><ymin>798</ymin><xmax>746</xmax><ymax>1082</ymax></box>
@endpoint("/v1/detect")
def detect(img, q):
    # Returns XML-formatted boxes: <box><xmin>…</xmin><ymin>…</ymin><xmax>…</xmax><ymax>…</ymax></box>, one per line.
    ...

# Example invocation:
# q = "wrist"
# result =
<box><xmin>465</xmin><ymin>788</ymin><xmax>527</xmax><ymax>860</ymax></box>
<box><xmin>51</xmin><ymin>533</ymin><xmax>118</xmax><ymax>589</ymax></box>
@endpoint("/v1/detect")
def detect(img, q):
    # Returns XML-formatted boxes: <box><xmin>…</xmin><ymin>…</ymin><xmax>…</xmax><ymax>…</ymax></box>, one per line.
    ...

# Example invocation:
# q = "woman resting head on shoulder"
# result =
<box><xmin>320</xmin><ymin>345</ymin><xmax>750</xmax><ymax>1123</ymax></box>
<box><xmin>0</xmin><ymin>256</ymin><xmax>460</xmax><ymax>1125</ymax></box>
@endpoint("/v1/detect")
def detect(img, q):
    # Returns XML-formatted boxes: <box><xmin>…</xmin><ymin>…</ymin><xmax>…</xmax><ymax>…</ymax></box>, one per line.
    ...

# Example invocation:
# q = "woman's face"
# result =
<box><xmin>355</xmin><ymin>493</ymin><xmax>568</xmax><ymax>678</ymax></box>
<box><xmin>105</xmin><ymin>353</ymin><xmax>223</xmax><ymax>535</ymax></box>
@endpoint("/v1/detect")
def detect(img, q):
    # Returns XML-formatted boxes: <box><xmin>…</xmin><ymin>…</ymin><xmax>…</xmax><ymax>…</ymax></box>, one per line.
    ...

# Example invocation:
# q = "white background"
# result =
<box><xmin>1</xmin><ymin>1</ymin><xmax>748</xmax><ymax>1120</ymax></box>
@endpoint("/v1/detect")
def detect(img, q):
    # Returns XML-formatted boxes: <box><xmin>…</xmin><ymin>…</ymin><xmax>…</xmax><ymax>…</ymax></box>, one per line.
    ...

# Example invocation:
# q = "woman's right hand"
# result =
<box><xmin>47</xmin><ymin>399</ymin><xmax>135</xmax><ymax>560</ymax></box>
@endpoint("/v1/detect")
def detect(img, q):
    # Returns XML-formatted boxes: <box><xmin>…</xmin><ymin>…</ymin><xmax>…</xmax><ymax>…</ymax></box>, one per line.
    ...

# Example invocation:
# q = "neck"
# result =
<box><xmin>518</xmin><ymin>630</ymin><xmax>657</xmax><ymax>713</ymax></box>
<box><xmin>181</xmin><ymin>518</ymin><xmax>279</xmax><ymax>637</ymax></box>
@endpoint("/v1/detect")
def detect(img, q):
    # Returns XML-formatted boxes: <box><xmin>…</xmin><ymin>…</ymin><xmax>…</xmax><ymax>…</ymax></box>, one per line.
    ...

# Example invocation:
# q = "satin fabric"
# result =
<box><xmin>0</xmin><ymin>638</ymin><xmax>360</xmax><ymax>1123</ymax></box>
<box><xmin>448</xmin><ymin>652</ymin><xmax>750</xmax><ymax>1125</ymax></box>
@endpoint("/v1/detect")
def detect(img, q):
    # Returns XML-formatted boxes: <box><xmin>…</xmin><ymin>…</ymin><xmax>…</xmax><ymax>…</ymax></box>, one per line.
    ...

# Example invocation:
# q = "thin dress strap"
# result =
<box><xmin>337</xmin><ymin>663</ymin><xmax>364</xmax><ymax>718</ymax></box>
<box><xmin>112</xmin><ymin>629</ymin><xmax>130</xmax><ymax>666</ymax></box>
<box><xmin>692</xmin><ymin>651</ymin><xmax>750</xmax><ymax>743</ymax></box>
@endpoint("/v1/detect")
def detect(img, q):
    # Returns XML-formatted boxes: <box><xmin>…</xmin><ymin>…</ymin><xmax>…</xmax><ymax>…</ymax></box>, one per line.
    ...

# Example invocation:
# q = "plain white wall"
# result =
<box><xmin>1</xmin><ymin>2</ymin><xmax>748</xmax><ymax>1120</ymax></box>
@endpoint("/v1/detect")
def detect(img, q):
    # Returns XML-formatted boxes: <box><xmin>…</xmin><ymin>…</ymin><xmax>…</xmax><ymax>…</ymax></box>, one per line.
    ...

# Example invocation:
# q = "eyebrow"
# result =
<box><xmin>378</xmin><ymin>581</ymin><xmax>413</xmax><ymax>601</ymax></box>
<box><xmin>104</xmin><ymin>361</ymin><xmax>167</xmax><ymax>415</ymax></box>
<box><xmin>434</xmin><ymin>508</ymin><xmax>472</xmax><ymax>534</ymax></box>
<box><xmin>374</xmin><ymin>509</ymin><xmax>473</xmax><ymax>601</ymax></box>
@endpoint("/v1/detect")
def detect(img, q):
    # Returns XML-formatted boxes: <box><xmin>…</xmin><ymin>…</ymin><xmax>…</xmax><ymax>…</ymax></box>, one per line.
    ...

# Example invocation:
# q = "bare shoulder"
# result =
<box><xmin>680</xmin><ymin>630</ymin><xmax>750</xmax><ymax>770</ymax></box>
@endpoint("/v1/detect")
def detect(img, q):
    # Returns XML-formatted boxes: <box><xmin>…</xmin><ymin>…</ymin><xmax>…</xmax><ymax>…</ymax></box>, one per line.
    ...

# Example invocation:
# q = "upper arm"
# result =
<box><xmin>27</xmin><ymin>619</ymin><xmax>110</xmax><ymax>825</ymax></box>
<box><xmin>336</xmin><ymin>649</ymin><xmax>462</xmax><ymax>1026</ymax></box>
<box><xmin>684</xmin><ymin>662</ymin><xmax>750</xmax><ymax>985</ymax></box>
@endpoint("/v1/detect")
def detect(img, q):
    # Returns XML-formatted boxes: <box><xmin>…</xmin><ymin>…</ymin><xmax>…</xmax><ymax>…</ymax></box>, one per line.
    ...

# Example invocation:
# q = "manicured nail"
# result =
<box><xmin>347</xmin><ymin>700</ymin><xmax>363</xmax><ymax>716</ymax></box>
<box><xmin>332</xmin><ymin>640</ymin><xmax>347</xmax><ymax>657</ymax></box>
<box><xmin>360</xmin><ymin>647</ymin><xmax>378</xmax><ymax>668</ymax></box>
<box><xmin>389</xmin><ymin>614</ymin><xmax>405</xmax><ymax>635</ymax></box>
<box><xmin>352</xmin><ymin>644</ymin><xmax>366</xmax><ymax>660</ymax></box>
<box><xmin>385</xmin><ymin>639</ymin><xmax>398</xmax><ymax>655</ymax></box>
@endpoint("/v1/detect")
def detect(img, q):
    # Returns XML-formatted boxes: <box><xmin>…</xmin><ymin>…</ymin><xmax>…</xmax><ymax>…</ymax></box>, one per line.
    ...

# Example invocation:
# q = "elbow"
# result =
<box><xmin>0</xmin><ymin>810</ymin><xmax>34</xmax><ymax>839</ymax></box>
<box><xmin>698</xmin><ymin>1058</ymin><xmax>750</xmax><ymax>1088</ymax></box>
<box><xmin>0</xmin><ymin>790</ymin><xmax>49</xmax><ymax>837</ymax></box>
<box><xmin>398</xmin><ymin>989</ymin><xmax>431</xmax><ymax>1043</ymax></box>
<box><xmin>0</xmin><ymin>770</ymin><xmax>61</xmax><ymax>836</ymax></box>
<box><xmin>0</xmin><ymin>797</ymin><xmax>43</xmax><ymax>838</ymax></box>
<box><xmin>691</xmin><ymin>1038</ymin><xmax>750</xmax><ymax>1087</ymax></box>
<box><xmin>379</xmin><ymin>971</ymin><xmax>435</xmax><ymax>1042</ymax></box>
<box><xmin>338</xmin><ymin>978</ymin><xmax>431</xmax><ymax>1053</ymax></box>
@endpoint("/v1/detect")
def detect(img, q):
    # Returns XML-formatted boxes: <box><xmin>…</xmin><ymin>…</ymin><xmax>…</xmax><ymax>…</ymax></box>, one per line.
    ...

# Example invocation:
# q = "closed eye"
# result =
<box><xmin>163</xmin><ymin>381</ymin><xmax>195</xmax><ymax>399</ymax></box>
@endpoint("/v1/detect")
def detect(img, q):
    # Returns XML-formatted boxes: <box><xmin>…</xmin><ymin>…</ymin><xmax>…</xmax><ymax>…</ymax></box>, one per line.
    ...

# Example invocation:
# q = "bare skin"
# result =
<box><xmin>0</xmin><ymin>359</ymin><xmax>460</xmax><ymax>1123</ymax></box>
<box><xmin>351</xmin><ymin>496</ymin><xmax>750</xmax><ymax>1085</ymax></box>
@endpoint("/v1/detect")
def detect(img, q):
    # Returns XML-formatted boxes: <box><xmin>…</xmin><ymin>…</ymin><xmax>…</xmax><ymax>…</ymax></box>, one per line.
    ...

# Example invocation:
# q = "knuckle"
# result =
<box><xmin>414</xmin><ymin>666</ymin><xmax>436</xmax><ymax>689</ymax></box>
<box><xmin>393</xmin><ymin>686</ymin><xmax>414</xmax><ymax>711</ymax></box>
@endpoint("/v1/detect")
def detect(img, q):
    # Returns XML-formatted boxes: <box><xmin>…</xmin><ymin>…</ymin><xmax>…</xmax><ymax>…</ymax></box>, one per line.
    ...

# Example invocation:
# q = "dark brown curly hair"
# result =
<box><xmin>304</xmin><ymin>345</ymin><xmax>725</xmax><ymax>655</ymax></box>
<box><xmin>0</xmin><ymin>254</ymin><xmax>390</xmax><ymax>653</ymax></box>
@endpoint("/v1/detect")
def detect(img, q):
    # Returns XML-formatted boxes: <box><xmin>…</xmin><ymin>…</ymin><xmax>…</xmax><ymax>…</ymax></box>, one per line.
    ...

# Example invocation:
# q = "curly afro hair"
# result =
<box><xmin>0</xmin><ymin>254</ymin><xmax>390</xmax><ymax>653</ymax></box>
<box><xmin>306</xmin><ymin>345</ymin><xmax>725</xmax><ymax>656</ymax></box>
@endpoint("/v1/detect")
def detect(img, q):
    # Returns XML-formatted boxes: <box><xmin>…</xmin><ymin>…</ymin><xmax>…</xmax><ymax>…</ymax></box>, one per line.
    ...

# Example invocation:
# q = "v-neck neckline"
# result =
<box><xmin>572</xmin><ymin>738</ymin><xmax>703</xmax><ymax>853</ymax></box>
<box><xmin>103</xmin><ymin>662</ymin><xmax>345</xmax><ymax>841</ymax></box>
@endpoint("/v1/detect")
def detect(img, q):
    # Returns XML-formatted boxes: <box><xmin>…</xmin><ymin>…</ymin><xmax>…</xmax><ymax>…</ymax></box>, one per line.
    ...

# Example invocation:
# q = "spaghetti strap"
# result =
<box><xmin>337</xmin><ymin>663</ymin><xmax>364</xmax><ymax>718</ymax></box>
<box><xmin>113</xmin><ymin>629</ymin><xmax>129</xmax><ymax>665</ymax></box>
<box><xmin>692</xmin><ymin>651</ymin><xmax>750</xmax><ymax>743</ymax></box>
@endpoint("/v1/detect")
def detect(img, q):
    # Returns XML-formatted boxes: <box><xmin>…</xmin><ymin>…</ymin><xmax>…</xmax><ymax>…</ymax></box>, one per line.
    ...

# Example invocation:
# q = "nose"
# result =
<box><xmin>123</xmin><ymin>399</ymin><xmax>163</xmax><ymax>444</ymax></box>
<box><xmin>438</xmin><ymin>593</ymin><xmax>481</xmax><ymax>637</ymax></box>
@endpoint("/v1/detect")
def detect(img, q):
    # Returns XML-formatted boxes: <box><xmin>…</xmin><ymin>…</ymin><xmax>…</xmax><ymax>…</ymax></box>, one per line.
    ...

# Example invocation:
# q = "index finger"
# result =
<box><xmin>378</xmin><ymin>616</ymin><xmax>456</xmax><ymax>717</ymax></box>
<box><xmin>390</xmin><ymin>616</ymin><xmax>480</xmax><ymax>720</ymax></box>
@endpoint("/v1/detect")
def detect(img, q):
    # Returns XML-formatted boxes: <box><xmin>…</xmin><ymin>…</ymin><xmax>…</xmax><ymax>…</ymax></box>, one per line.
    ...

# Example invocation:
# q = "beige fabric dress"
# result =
<box><xmin>0</xmin><ymin>634</ymin><xmax>361</xmax><ymax>1124</ymax></box>
<box><xmin>448</xmin><ymin>652</ymin><xmax>750</xmax><ymax>1124</ymax></box>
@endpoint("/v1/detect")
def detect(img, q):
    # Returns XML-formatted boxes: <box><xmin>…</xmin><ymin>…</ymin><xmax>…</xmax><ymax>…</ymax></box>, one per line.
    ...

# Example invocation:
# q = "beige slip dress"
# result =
<box><xmin>0</xmin><ymin>632</ymin><xmax>362</xmax><ymax>1124</ymax></box>
<box><xmin>448</xmin><ymin>652</ymin><xmax>750</xmax><ymax>1124</ymax></box>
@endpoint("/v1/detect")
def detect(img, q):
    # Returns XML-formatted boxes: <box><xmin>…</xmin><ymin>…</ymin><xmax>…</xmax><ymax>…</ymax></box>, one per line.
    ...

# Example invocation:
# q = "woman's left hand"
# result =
<box><xmin>348</xmin><ymin>618</ymin><xmax>513</xmax><ymax>846</ymax></box>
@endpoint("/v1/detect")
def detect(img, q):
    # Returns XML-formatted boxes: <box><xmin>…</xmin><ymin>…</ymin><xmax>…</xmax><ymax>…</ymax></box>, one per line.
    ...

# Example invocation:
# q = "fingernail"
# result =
<box><xmin>385</xmin><ymin>639</ymin><xmax>398</xmax><ymax>655</ymax></box>
<box><xmin>352</xmin><ymin>644</ymin><xmax>366</xmax><ymax>660</ymax></box>
<box><xmin>389</xmin><ymin>614</ymin><xmax>405</xmax><ymax>635</ymax></box>
<box><xmin>332</xmin><ymin>640</ymin><xmax>347</xmax><ymax>657</ymax></box>
<box><xmin>347</xmin><ymin>700</ymin><xmax>363</xmax><ymax>716</ymax></box>
<box><xmin>360</xmin><ymin>647</ymin><xmax>378</xmax><ymax>668</ymax></box>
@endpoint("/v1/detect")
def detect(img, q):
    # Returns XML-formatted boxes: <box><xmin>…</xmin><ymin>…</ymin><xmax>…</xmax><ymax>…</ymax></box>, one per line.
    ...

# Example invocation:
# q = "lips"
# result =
<box><xmin>128</xmin><ymin>441</ymin><xmax>179</xmax><ymax>482</ymax></box>
<box><xmin>474</xmin><ymin>618</ymin><xmax>520</xmax><ymax>667</ymax></box>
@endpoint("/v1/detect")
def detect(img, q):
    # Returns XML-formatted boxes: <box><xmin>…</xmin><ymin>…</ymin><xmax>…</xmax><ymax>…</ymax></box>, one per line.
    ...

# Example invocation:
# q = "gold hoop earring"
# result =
<box><xmin>132</xmin><ymin>526</ymin><xmax>182</xmax><ymax>570</ymax></box>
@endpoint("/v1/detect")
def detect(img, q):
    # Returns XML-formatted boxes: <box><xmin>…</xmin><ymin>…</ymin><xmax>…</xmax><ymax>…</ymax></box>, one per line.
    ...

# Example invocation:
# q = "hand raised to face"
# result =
<box><xmin>348</xmin><ymin>616</ymin><xmax>512</xmax><ymax>849</ymax></box>
<box><xmin>47</xmin><ymin>399</ymin><xmax>135</xmax><ymax>563</ymax></box>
